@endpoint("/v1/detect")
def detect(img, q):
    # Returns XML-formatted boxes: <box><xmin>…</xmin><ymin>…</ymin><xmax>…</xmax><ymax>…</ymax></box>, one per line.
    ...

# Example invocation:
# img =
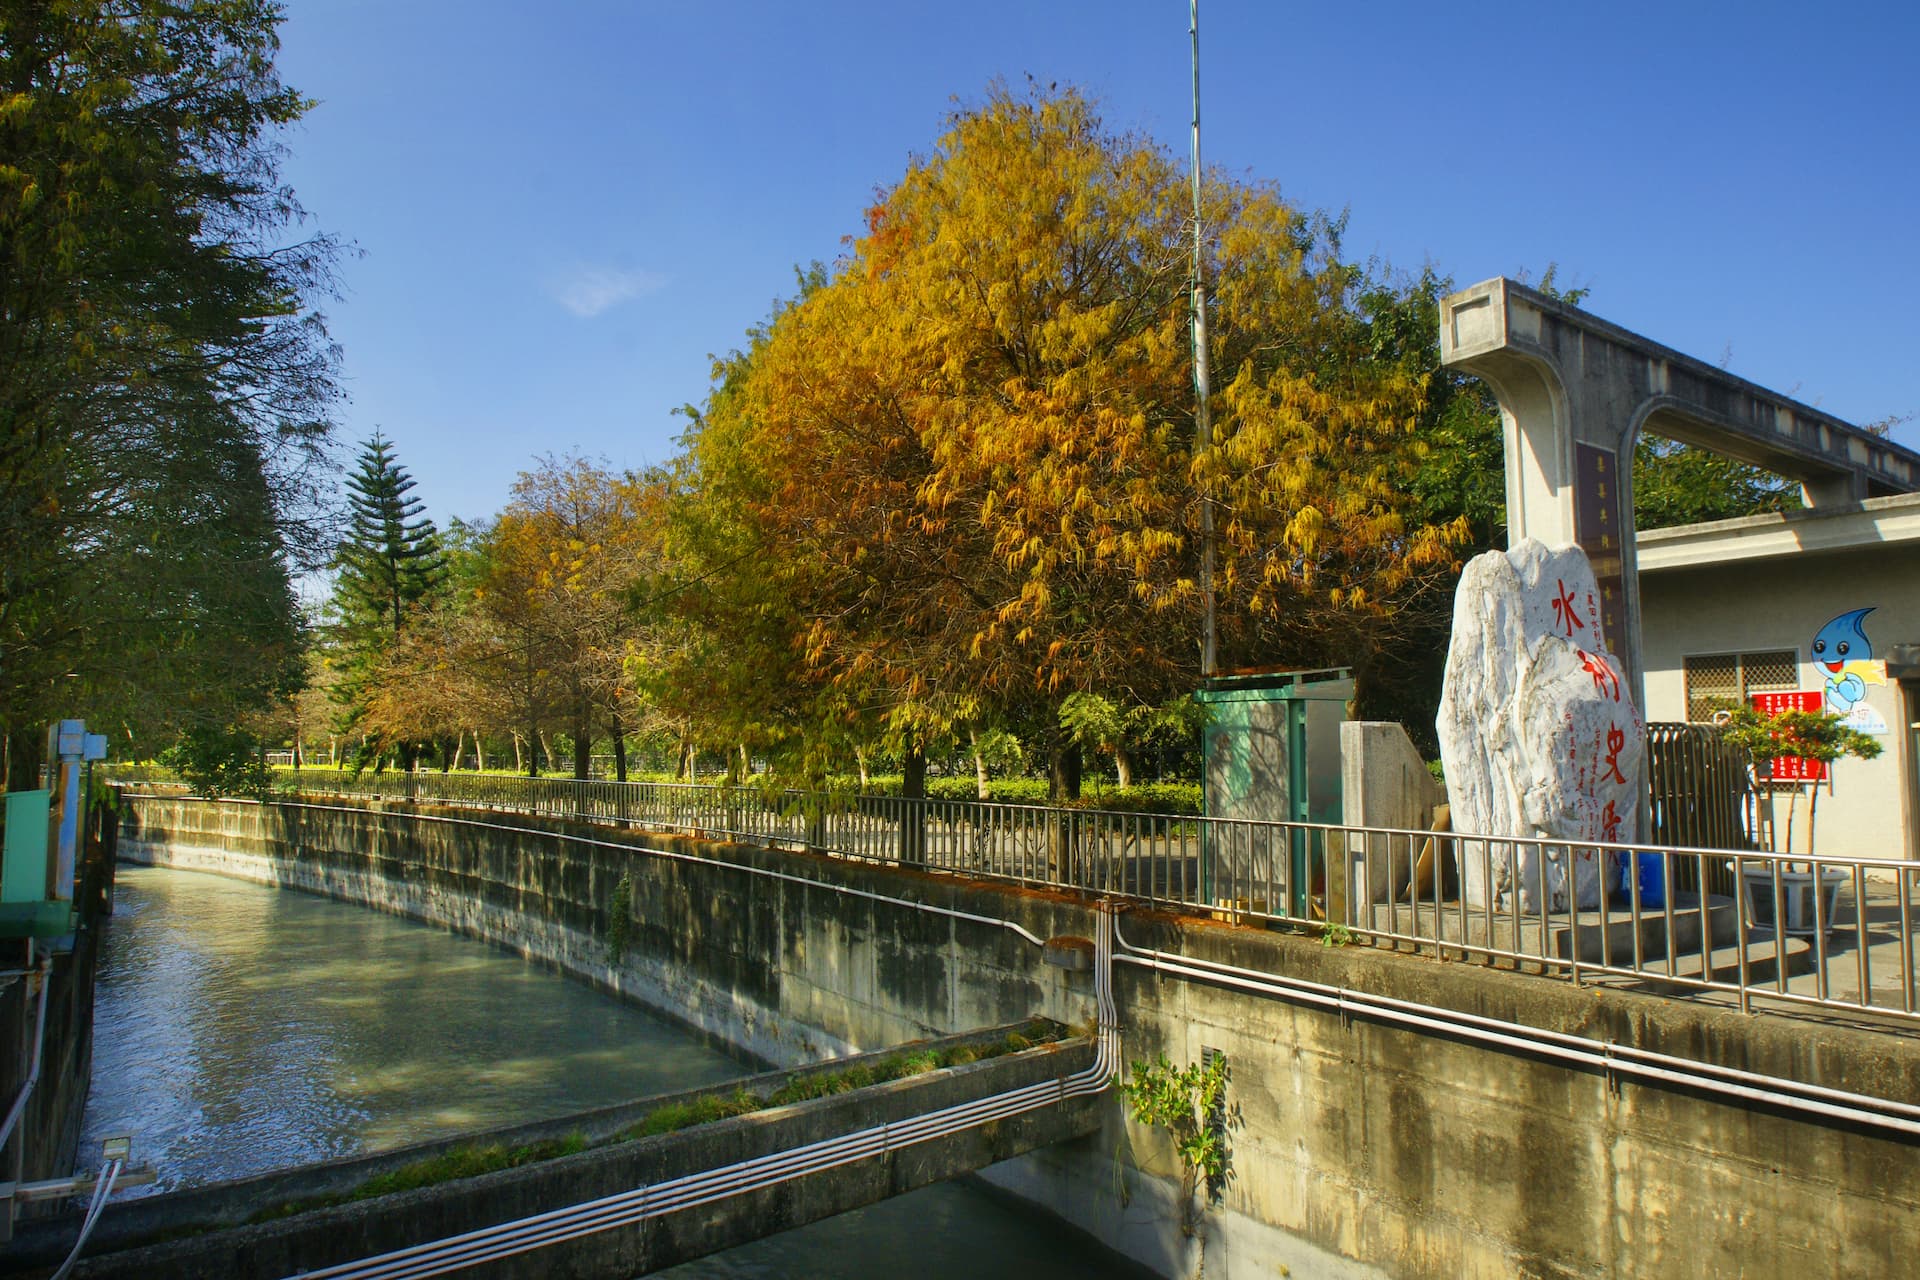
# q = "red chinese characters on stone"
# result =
<box><xmin>1576</xmin><ymin>648</ymin><xmax>1620</xmax><ymax>702</ymax></box>
<box><xmin>1601</xmin><ymin>799</ymin><xmax>1623</xmax><ymax>843</ymax></box>
<box><xmin>1551</xmin><ymin>578</ymin><xmax>1585</xmax><ymax>638</ymax></box>
<box><xmin>1602</xmin><ymin>723</ymin><xmax>1627</xmax><ymax>785</ymax></box>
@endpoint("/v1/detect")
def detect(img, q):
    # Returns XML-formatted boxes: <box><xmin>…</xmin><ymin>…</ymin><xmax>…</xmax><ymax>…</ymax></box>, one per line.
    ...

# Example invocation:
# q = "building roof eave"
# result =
<box><xmin>1634</xmin><ymin>492</ymin><xmax>1920</xmax><ymax>573</ymax></box>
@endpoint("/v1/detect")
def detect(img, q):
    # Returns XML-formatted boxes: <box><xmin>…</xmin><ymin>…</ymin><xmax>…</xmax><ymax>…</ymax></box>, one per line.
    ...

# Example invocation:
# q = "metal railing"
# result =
<box><xmin>129</xmin><ymin>768</ymin><xmax>1920</xmax><ymax>1026</ymax></box>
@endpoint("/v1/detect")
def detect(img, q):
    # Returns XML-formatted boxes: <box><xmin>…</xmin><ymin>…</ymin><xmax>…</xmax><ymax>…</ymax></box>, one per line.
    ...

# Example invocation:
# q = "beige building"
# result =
<box><xmin>1637</xmin><ymin>493</ymin><xmax>1920</xmax><ymax>859</ymax></box>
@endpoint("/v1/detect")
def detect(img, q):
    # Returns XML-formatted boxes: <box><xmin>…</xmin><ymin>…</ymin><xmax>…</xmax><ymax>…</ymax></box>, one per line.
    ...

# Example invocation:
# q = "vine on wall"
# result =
<box><xmin>1117</xmin><ymin>1051</ymin><xmax>1229</xmax><ymax>1236</ymax></box>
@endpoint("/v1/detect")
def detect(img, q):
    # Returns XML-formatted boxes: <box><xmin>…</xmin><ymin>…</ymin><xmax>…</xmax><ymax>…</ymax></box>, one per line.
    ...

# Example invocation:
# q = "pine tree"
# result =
<box><xmin>327</xmin><ymin>433</ymin><xmax>447</xmax><ymax>763</ymax></box>
<box><xmin>335</xmin><ymin>433</ymin><xmax>447</xmax><ymax>637</ymax></box>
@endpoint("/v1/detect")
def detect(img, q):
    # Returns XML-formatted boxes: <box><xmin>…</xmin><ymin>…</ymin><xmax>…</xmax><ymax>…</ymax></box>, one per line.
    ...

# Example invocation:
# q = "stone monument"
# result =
<box><xmin>1436</xmin><ymin>539</ymin><xmax>1644</xmax><ymax>912</ymax></box>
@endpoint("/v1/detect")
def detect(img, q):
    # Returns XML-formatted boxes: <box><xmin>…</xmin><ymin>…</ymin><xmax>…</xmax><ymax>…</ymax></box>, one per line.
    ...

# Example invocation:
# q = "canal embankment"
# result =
<box><xmin>110</xmin><ymin>793</ymin><xmax>1920</xmax><ymax>1280</ymax></box>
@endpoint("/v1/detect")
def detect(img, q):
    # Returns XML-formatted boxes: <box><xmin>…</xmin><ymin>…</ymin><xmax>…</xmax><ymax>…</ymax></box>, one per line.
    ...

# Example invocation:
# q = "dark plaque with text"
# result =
<box><xmin>1572</xmin><ymin>442</ymin><xmax>1628</xmax><ymax>662</ymax></box>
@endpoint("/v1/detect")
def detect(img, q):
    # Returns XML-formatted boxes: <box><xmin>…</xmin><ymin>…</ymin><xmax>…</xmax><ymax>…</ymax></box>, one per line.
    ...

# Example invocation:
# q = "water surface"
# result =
<box><xmin>82</xmin><ymin>864</ymin><xmax>745</xmax><ymax>1191</ymax></box>
<box><xmin>83</xmin><ymin>863</ymin><xmax>1155</xmax><ymax>1279</ymax></box>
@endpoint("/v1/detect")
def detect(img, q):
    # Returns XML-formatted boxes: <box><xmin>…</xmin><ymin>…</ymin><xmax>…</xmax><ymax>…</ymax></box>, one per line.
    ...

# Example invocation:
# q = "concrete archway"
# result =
<box><xmin>1438</xmin><ymin>277</ymin><xmax>1920</xmax><ymax>706</ymax></box>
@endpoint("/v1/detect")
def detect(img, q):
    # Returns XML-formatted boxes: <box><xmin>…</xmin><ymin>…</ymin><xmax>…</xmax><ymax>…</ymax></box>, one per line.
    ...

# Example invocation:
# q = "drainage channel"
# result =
<box><xmin>290</xmin><ymin>908</ymin><xmax>1117</xmax><ymax>1280</ymax></box>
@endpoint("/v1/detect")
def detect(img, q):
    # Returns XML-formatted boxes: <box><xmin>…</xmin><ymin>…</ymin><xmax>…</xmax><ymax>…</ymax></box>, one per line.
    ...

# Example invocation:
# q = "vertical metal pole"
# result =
<box><xmin>1190</xmin><ymin>0</ymin><xmax>1217</xmax><ymax>679</ymax></box>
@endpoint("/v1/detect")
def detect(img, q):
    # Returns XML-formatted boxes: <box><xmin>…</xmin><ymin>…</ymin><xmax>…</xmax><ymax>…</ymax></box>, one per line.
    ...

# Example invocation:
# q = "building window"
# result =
<box><xmin>1683</xmin><ymin>650</ymin><xmax>1799</xmax><ymax>721</ymax></box>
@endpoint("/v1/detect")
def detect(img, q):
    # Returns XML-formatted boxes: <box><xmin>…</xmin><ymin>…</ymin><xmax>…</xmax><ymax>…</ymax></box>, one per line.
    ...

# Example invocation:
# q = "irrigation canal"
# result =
<box><xmin>77</xmin><ymin>864</ymin><xmax>1151</xmax><ymax>1279</ymax></box>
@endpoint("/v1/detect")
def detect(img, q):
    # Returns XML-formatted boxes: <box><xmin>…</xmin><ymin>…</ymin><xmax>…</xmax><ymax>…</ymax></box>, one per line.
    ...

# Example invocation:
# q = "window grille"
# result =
<box><xmin>1683</xmin><ymin>650</ymin><xmax>1798</xmax><ymax>722</ymax></box>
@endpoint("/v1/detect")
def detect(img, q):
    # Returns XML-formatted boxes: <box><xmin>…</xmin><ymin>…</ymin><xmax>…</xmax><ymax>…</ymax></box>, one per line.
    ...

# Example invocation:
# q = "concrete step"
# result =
<box><xmin>1355</xmin><ymin>893</ymin><xmax>1740</xmax><ymax>965</ymax></box>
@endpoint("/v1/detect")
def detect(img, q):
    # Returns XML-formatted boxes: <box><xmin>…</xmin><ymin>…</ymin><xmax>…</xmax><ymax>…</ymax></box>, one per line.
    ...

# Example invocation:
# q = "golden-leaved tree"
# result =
<box><xmin>668</xmin><ymin>84</ymin><xmax>1465</xmax><ymax>795</ymax></box>
<box><xmin>478</xmin><ymin>457</ymin><xmax>648</xmax><ymax>779</ymax></box>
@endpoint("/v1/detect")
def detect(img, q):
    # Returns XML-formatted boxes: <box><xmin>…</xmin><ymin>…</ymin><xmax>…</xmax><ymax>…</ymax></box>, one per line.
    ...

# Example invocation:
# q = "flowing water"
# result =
<box><xmin>82</xmin><ymin>864</ymin><xmax>1151</xmax><ymax>1279</ymax></box>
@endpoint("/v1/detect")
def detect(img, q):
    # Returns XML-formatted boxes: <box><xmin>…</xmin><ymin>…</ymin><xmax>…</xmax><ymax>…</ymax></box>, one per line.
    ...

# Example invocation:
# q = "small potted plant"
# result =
<box><xmin>1716</xmin><ymin>705</ymin><xmax>1881</xmax><ymax>934</ymax></box>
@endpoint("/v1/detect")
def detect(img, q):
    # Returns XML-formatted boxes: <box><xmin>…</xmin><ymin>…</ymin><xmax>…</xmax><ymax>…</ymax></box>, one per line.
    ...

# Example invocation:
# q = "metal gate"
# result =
<box><xmin>1645</xmin><ymin>721</ymin><xmax>1751</xmax><ymax>896</ymax></box>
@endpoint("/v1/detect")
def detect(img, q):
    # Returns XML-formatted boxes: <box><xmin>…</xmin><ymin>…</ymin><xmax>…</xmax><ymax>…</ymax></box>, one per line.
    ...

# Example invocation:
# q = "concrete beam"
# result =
<box><xmin>1437</xmin><ymin>277</ymin><xmax>1920</xmax><ymax>704</ymax></box>
<box><xmin>1441</xmin><ymin>278</ymin><xmax>1920</xmax><ymax>507</ymax></box>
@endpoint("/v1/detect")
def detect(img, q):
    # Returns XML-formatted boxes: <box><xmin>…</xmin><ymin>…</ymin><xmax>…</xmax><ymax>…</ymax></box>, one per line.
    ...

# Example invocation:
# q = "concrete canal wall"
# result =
<box><xmin>118</xmin><ymin>795</ymin><xmax>1920</xmax><ymax>1280</ymax></box>
<box><xmin>117</xmin><ymin>795</ymin><xmax>1087</xmax><ymax>1069</ymax></box>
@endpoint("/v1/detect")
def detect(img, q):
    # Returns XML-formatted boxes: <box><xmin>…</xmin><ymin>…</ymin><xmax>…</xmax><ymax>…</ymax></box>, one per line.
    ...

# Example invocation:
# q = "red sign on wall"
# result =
<box><xmin>1749</xmin><ymin>690</ymin><xmax>1827</xmax><ymax>782</ymax></box>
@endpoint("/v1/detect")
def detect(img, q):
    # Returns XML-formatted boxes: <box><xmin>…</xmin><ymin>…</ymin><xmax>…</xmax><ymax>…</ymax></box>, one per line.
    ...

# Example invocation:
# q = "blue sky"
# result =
<box><xmin>274</xmin><ymin>1</ymin><xmax>1920</xmax><ymax>528</ymax></box>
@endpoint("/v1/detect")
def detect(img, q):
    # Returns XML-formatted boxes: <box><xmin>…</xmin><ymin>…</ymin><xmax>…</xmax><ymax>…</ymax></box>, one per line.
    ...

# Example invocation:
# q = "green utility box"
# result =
<box><xmin>1196</xmin><ymin>668</ymin><xmax>1351</xmax><ymax>917</ymax></box>
<box><xmin>0</xmin><ymin>789</ymin><xmax>74</xmax><ymax>938</ymax></box>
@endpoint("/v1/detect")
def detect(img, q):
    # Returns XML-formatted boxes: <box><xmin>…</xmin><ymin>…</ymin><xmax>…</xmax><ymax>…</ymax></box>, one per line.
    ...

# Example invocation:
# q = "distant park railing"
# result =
<box><xmin>115</xmin><ymin>767</ymin><xmax>1920</xmax><ymax>1026</ymax></box>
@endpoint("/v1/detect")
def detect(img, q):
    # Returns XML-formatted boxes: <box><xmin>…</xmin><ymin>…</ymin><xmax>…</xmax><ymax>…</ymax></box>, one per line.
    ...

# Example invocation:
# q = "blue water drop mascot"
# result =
<box><xmin>1811</xmin><ymin>607</ymin><xmax>1874</xmax><ymax>714</ymax></box>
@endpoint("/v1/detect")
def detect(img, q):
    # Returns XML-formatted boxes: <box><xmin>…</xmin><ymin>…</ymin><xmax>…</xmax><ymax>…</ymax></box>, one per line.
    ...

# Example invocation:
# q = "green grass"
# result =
<box><xmin>630</xmin><ymin>1089</ymin><xmax>762</xmax><ymax>1137</ymax></box>
<box><xmin>246</xmin><ymin>1133</ymin><xmax>589</xmax><ymax>1224</ymax></box>
<box><xmin>622</xmin><ymin>1026</ymin><xmax>1050</xmax><ymax>1141</ymax></box>
<box><xmin>254</xmin><ymin>762</ymin><xmax>1203</xmax><ymax>814</ymax></box>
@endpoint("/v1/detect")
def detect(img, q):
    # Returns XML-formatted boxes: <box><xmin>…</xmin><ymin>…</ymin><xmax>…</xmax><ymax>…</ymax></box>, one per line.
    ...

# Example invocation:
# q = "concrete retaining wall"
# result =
<box><xmin>117</xmin><ymin>796</ymin><xmax>1089</xmax><ymax>1067</ymax></box>
<box><xmin>117</xmin><ymin>795</ymin><xmax>1920</xmax><ymax>1280</ymax></box>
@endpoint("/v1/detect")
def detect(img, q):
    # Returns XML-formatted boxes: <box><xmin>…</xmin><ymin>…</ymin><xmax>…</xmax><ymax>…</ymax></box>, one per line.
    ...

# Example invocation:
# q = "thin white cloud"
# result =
<box><xmin>550</xmin><ymin>266</ymin><xmax>664</xmax><ymax>318</ymax></box>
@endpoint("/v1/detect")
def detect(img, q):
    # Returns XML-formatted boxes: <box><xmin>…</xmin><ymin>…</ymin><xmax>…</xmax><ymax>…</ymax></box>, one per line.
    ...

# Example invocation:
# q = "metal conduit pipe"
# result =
<box><xmin>284</xmin><ymin>908</ymin><xmax>1120</xmax><ymax>1280</ymax></box>
<box><xmin>273</xmin><ymin>802</ymin><xmax>1049</xmax><ymax>949</ymax></box>
<box><xmin>0</xmin><ymin>948</ymin><xmax>53</xmax><ymax>1163</ymax></box>
<box><xmin>1110</xmin><ymin>918</ymin><xmax>1920</xmax><ymax>1138</ymax></box>
<box><xmin>331</xmin><ymin>1086</ymin><xmax>1073</xmax><ymax>1280</ymax></box>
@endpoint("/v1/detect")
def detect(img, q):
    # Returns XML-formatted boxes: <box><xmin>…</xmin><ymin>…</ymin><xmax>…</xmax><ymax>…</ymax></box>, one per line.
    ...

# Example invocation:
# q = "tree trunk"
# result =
<box><xmin>971</xmin><ymin>728</ymin><xmax>989</xmax><ymax>799</ymax></box>
<box><xmin>1048</xmin><ymin>738</ymin><xmax>1083</xmax><ymax>803</ymax></box>
<box><xmin>573</xmin><ymin>706</ymin><xmax>592</xmax><ymax>781</ymax></box>
<box><xmin>856</xmin><ymin>747</ymin><xmax>870</xmax><ymax>790</ymax></box>
<box><xmin>676</xmin><ymin>729</ymin><xmax>692</xmax><ymax>782</ymax></box>
<box><xmin>610</xmin><ymin>710</ymin><xmax>628</xmax><ymax>782</ymax></box>
<box><xmin>1115</xmin><ymin>745</ymin><xmax>1136</xmax><ymax>791</ymax></box>
<box><xmin>512</xmin><ymin>732</ymin><xmax>525</xmax><ymax>774</ymax></box>
<box><xmin>900</xmin><ymin>736</ymin><xmax>927</xmax><ymax>866</ymax></box>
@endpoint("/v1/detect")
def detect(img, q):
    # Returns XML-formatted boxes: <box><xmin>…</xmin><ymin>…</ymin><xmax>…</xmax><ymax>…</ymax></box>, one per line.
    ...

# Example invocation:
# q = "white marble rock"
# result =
<box><xmin>1436</xmin><ymin>539</ymin><xmax>1644</xmax><ymax>912</ymax></box>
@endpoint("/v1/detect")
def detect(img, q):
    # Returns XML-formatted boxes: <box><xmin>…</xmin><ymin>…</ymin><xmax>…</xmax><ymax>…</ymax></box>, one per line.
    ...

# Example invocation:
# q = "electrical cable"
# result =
<box><xmin>0</xmin><ymin>953</ymin><xmax>52</xmax><ymax>1160</ymax></box>
<box><xmin>48</xmin><ymin>1157</ymin><xmax>121</xmax><ymax>1280</ymax></box>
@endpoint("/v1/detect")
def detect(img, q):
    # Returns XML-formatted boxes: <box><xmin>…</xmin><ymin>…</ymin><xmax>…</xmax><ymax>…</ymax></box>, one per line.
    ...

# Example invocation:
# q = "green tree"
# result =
<box><xmin>0</xmin><ymin>0</ymin><xmax>340</xmax><ymax>783</ymax></box>
<box><xmin>335</xmin><ymin>434</ymin><xmax>448</xmax><ymax>638</ymax></box>
<box><xmin>1632</xmin><ymin>434</ymin><xmax>1800</xmax><ymax>529</ymax></box>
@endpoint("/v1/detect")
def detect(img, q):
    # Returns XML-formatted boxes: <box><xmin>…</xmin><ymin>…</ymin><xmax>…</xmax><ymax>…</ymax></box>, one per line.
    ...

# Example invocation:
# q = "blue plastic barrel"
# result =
<box><xmin>1634</xmin><ymin>852</ymin><xmax>1666</xmax><ymax>909</ymax></box>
